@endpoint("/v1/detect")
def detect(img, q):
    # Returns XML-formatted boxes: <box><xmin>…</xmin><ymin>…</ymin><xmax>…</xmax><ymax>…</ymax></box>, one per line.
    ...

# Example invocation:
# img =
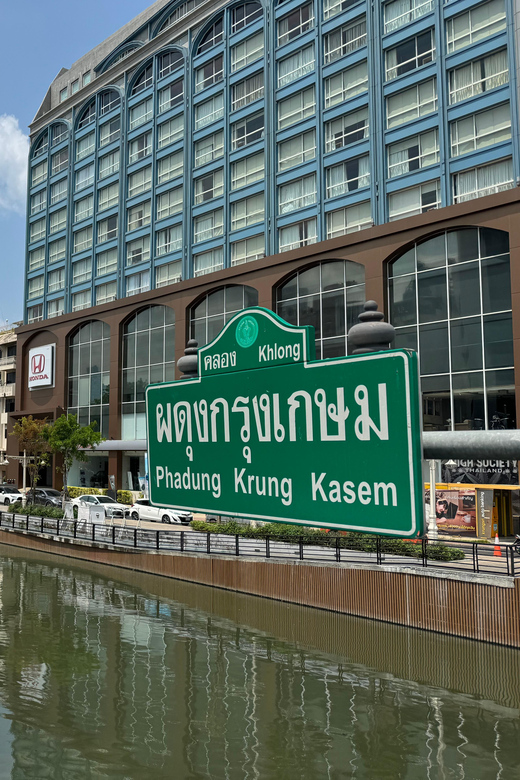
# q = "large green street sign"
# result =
<box><xmin>146</xmin><ymin>308</ymin><xmax>424</xmax><ymax>537</ymax></box>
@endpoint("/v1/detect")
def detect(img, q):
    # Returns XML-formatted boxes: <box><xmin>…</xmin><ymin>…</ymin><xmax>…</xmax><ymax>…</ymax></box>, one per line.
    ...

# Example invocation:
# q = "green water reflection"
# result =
<box><xmin>0</xmin><ymin>549</ymin><xmax>518</xmax><ymax>779</ymax></box>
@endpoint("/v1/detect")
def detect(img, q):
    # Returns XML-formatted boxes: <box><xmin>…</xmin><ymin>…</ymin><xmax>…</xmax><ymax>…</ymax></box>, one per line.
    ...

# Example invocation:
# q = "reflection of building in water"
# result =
<box><xmin>0</xmin><ymin>557</ymin><xmax>517</xmax><ymax>778</ymax></box>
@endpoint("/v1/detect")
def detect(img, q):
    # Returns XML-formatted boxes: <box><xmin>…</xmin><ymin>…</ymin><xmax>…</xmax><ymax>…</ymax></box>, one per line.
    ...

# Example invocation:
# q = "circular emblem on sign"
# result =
<box><xmin>236</xmin><ymin>316</ymin><xmax>258</xmax><ymax>348</ymax></box>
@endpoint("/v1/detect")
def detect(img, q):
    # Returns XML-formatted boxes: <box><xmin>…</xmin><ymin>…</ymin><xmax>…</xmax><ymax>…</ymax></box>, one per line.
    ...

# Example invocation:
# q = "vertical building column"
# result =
<box><xmin>508</xmin><ymin>216</ymin><xmax>520</xmax><ymax>427</ymax></box>
<box><xmin>108</xmin><ymin>317</ymin><xmax>120</xmax><ymax>441</ymax></box>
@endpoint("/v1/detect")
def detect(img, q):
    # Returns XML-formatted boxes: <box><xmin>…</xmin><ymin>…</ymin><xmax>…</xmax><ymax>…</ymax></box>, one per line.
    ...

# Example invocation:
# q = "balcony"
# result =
<box><xmin>0</xmin><ymin>384</ymin><xmax>15</xmax><ymax>398</ymax></box>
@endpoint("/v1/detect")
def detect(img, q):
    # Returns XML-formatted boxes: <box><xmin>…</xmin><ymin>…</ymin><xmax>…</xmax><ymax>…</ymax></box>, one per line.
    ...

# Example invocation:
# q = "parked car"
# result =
<box><xmin>31</xmin><ymin>488</ymin><xmax>62</xmax><ymax>507</ymax></box>
<box><xmin>127</xmin><ymin>499</ymin><xmax>192</xmax><ymax>524</ymax></box>
<box><xmin>0</xmin><ymin>486</ymin><xmax>24</xmax><ymax>505</ymax></box>
<box><xmin>71</xmin><ymin>494</ymin><xmax>127</xmax><ymax>518</ymax></box>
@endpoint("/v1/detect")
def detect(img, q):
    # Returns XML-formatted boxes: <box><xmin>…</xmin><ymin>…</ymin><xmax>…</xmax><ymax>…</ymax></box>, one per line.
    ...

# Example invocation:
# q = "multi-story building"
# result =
<box><xmin>11</xmin><ymin>0</ymin><xmax>520</xmax><ymax>522</ymax></box>
<box><xmin>0</xmin><ymin>327</ymin><xmax>18</xmax><ymax>481</ymax></box>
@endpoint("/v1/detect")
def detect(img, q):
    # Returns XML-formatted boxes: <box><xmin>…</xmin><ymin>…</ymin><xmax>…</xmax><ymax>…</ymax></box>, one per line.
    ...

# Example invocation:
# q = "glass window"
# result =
<box><xmin>278</xmin><ymin>4</ymin><xmax>314</xmax><ymax>47</ymax></box>
<box><xmin>231</xmin><ymin>32</ymin><xmax>263</xmax><ymax>72</ymax></box>
<box><xmin>194</xmin><ymin>131</ymin><xmax>224</xmax><ymax>166</ymax></box>
<box><xmin>74</xmin><ymin>195</ymin><xmax>94</xmax><ymax>223</ymax></box>
<box><xmin>231</xmin><ymin>2</ymin><xmax>262</xmax><ymax>33</ymax></box>
<box><xmin>446</xmin><ymin>0</ymin><xmax>506</xmax><ymax>53</ymax></box>
<box><xmin>99</xmin><ymin>150</ymin><xmax>119</xmax><ymax>180</ymax></box>
<box><xmin>49</xmin><ymin>208</ymin><xmax>67</xmax><ymax>234</ymax></box>
<box><xmin>276</xmin><ymin>260</ymin><xmax>365</xmax><ymax>359</ymax></box>
<box><xmin>278</xmin><ymin>46</ymin><xmax>315</xmax><ymax>88</ymax></box>
<box><xmin>51</xmin><ymin>149</ymin><xmax>68</xmax><ymax>176</ymax></box>
<box><xmin>27</xmin><ymin>304</ymin><xmax>44</xmax><ymax>323</ymax></box>
<box><xmin>449</xmin><ymin>50</ymin><xmax>508</xmax><ymax>104</ymax></box>
<box><xmin>157</xmin><ymin>188</ymin><xmax>183</xmax><ymax>219</ymax></box>
<box><xmin>324</xmin><ymin>18</ymin><xmax>367</xmax><ymax>65</ymax></box>
<box><xmin>385</xmin><ymin>29</ymin><xmax>435</xmax><ymax>81</ymax></box>
<box><xmin>128</xmin><ymin>166</ymin><xmax>152</xmax><ymax>197</ymax></box>
<box><xmin>194</xmin><ymin>209</ymin><xmax>224</xmax><ymax>243</ymax></box>
<box><xmin>232</xmin><ymin>112</ymin><xmax>264</xmax><ymax>148</ymax></box>
<box><xmin>68</xmin><ymin>321</ymin><xmax>110</xmax><ymax>436</ymax></box>
<box><xmin>325</xmin><ymin>107</ymin><xmax>369</xmax><ymax>153</ymax></box>
<box><xmin>28</xmin><ymin>276</ymin><xmax>44</xmax><ymax>299</ymax></box>
<box><xmin>73</xmin><ymin>225</ymin><xmax>93</xmax><ymax>252</ymax></box>
<box><xmin>195</xmin><ymin>94</ymin><xmax>224</xmax><ymax>129</ymax></box>
<box><xmin>126</xmin><ymin>270</ymin><xmax>150</xmax><ymax>296</ymax></box>
<box><xmin>195</xmin><ymin>170</ymin><xmax>224</xmax><ymax>203</ymax></box>
<box><xmin>278</xmin><ymin>87</ymin><xmax>315</xmax><ymax>129</ymax></box>
<box><xmin>29</xmin><ymin>218</ymin><xmax>46</xmax><ymax>243</ymax></box>
<box><xmin>29</xmin><ymin>247</ymin><xmax>45</xmax><ymax>271</ymax></box>
<box><xmin>278</xmin><ymin>131</ymin><xmax>315</xmax><ymax>172</ymax></box>
<box><xmin>98</xmin><ymin>183</ymin><xmax>119</xmax><ymax>212</ymax></box>
<box><xmin>193</xmin><ymin>248</ymin><xmax>224</xmax><ymax>277</ymax></box>
<box><xmin>384</xmin><ymin>0</ymin><xmax>434</xmax><ymax>33</ymax></box>
<box><xmin>156</xmin><ymin>260</ymin><xmax>182</xmax><ymax>288</ymax></box>
<box><xmin>388</xmin><ymin>180</ymin><xmax>440</xmax><ymax>220</ymax></box>
<box><xmin>50</xmin><ymin>178</ymin><xmax>67</xmax><ymax>205</ymax></box>
<box><xmin>132</xmin><ymin>64</ymin><xmax>153</xmax><ymax>95</ymax></box>
<box><xmin>71</xmin><ymin>80</ymin><xmax>79</xmax><ymax>95</ymax></box>
<box><xmin>127</xmin><ymin>235</ymin><xmax>151</xmax><ymax>266</ymax></box>
<box><xmin>231</xmin><ymin>153</ymin><xmax>264</xmax><ymax>189</ymax></box>
<box><xmin>82</xmin><ymin>72</ymin><xmax>91</xmax><ymax>87</ymax></box>
<box><xmin>387</xmin><ymin>78</ymin><xmax>437</xmax><ymax>128</ymax></box>
<box><xmin>47</xmin><ymin>267</ymin><xmax>65</xmax><ymax>293</ymax></box>
<box><xmin>157</xmin><ymin>152</ymin><xmax>183</xmax><ymax>184</ymax></box>
<box><xmin>60</xmin><ymin>87</ymin><xmax>68</xmax><ymax>103</ymax></box>
<box><xmin>231</xmin><ymin>234</ymin><xmax>264</xmax><ymax>265</ymax></box>
<box><xmin>99</xmin><ymin>117</ymin><xmax>120</xmax><ymax>147</ymax></box>
<box><xmin>388</xmin><ymin>129</ymin><xmax>439</xmax><ymax>177</ymax></box>
<box><xmin>129</xmin><ymin>98</ymin><xmax>153</xmax><ymax>130</ymax></box>
<box><xmin>231</xmin><ymin>193</ymin><xmax>264</xmax><ymax>230</ymax></box>
<box><xmin>31</xmin><ymin>160</ymin><xmax>48</xmax><ymax>187</ymax></box>
<box><xmin>195</xmin><ymin>56</ymin><xmax>224</xmax><ymax>92</ymax></box>
<box><xmin>158</xmin><ymin>79</ymin><xmax>184</xmax><ymax>113</ymax></box>
<box><xmin>97</xmin><ymin>215</ymin><xmax>118</xmax><ymax>244</ymax></box>
<box><xmin>232</xmin><ymin>72</ymin><xmax>264</xmax><ymax>111</ymax></box>
<box><xmin>324</xmin><ymin>61</ymin><xmax>368</xmax><ymax>109</ymax></box>
<box><xmin>278</xmin><ymin>218</ymin><xmax>317</xmax><ymax>252</ymax></box>
<box><xmin>453</xmin><ymin>158</ymin><xmax>513</xmax><ymax>203</ymax></box>
<box><xmin>30</xmin><ymin>190</ymin><xmax>46</xmax><ymax>215</ymax></box>
<box><xmin>52</xmin><ymin>124</ymin><xmax>68</xmax><ymax>146</ymax></box>
<box><xmin>122</xmin><ymin>306</ymin><xmax>175</xmax><ymax>440</ymax></box>
<box><xmin>128</xmin><ymin>201</ymin><xmax>151</xmax><ymax>232</ymax></box>
<box><xmin>71</xmin><ymin>290</ymin><xmax>91</xmax><ymax>311</ymax></box>
<box><xmin>129</xmin><ymin>132</ymin><xmax>152</xmax><ymax>164</ymax></box>
<box><xmin>197</xmin><ymin>18</ymin><xmax>224</xmax><ymax>55</ymax></box>
<box><xmin>96</xmin><ymin>248</ymin><xmax>118</xmax><ymax>277</ymax></box>
<box><xmin>47</xmin><ymin>298</ymin><xmax>64</xmax><ymax>318</ymax></box>
<box><xmin>33</xmin><ymin>134</ymin><xmax>48</xmax><ymax>159</ymax></box>
<box><xmin>72</xmin><ymin>257</ymin><xmax>91</xmax><ymax>284</ymax></box>
<box><xmin>326</xmin><ymin>156</ymin><xmax>370</xmax><ymax>198</ymax></box>
<box><xmin>49</xmin><ymin>238</ymin><xmax>66</xmax><ymax>264</ymax></box>
<box><xmin>158</xmin><ymin>50</ymin><xmax>183</xmax><ymax>79</ymax></box>
<box><xmin>158</xmin><ymin>116</ymin><xmax>184</xmax><ymax>149</ymax></box>
<box><xmin>75</xmin><ymin>164</ymin><xmax>94</xmax><ymax>191</ymax></box>
<box><xmin>96</xmin><ymin>281</ymin><xmax>117</xmax><ymax>305</ymax></box>
<box><xmin>99</xmin><ymin>90</ymin><xmax>120</xmax><ymax>115</ymax></box>
<box><xmin>450</xmin><ymin>104</ymin><xmax>511</xmax><ymax>157</ymax></box>
<box><xmin>156</xmin><ymin>225</ymin><xmax>183</xmax><ymax>256</ymax></box>
<box><xmin>78</xmin><ymin>102</ymin><xmax>95</xmax><ymax>129</ymax></box>
<box><xmin>326</xmin><ymin>201</ymin><xmax>372</xmax><ymax>239</ymax></box>
<box><xmin>190</xmin><ymin>284</ymin><xmax>258</xmax><ymax>343</ymax></box>
<box><xmin>279</xmin><ymin>175</ymin><xmax>316</xmax><ymax>214</ymax></box>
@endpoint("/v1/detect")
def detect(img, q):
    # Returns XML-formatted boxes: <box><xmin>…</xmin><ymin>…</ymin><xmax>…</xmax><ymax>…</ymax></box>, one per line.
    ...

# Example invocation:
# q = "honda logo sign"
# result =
<box><xmin>28</xmin><ymin>344</ymin><xmax>55</xmax><ymax>389</ymax></box>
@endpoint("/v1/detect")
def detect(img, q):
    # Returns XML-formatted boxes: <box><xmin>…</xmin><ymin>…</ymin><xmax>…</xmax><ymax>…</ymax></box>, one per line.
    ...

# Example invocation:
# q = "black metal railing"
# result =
<box><xmin>0</xmin><ymin>511</ymin><xmax>517</xmax><ymax>578</ymax></box>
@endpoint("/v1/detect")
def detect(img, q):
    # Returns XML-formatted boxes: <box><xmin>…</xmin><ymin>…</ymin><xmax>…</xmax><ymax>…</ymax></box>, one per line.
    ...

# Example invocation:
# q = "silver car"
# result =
<box><xmin>0</xmin><ymin>486</ymin><xmax>24</xmax><ymax>505</ymax></box>
<box><xmin>128</xmin><ymin>499</ymin><xmax>192</xmax><ymax>524</ymax></box>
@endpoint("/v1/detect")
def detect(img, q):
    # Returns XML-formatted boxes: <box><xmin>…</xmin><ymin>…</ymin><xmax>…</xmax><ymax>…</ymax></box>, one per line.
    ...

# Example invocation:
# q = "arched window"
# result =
<box><xmin>32</xmin><ymin>132</ymin><xmax>48</xmax><ymax>158</ymax></box>
<box><xmin>158</xmin><ymin>50</ymin><xmax>184</xmax><ymax>79</ymax></box>
<box><xmin>51</xmin><ymin>123</ymin><xmax>67</xmax><ymax>147</ymax></box>
<box><xmin>68</xmin><ymin>321</ymin><xmax>110</xmax><ymax>436</ymax></box>
<box><xmin>231</xmin><ymin>2</ymin><xmax>262</xmax><ymax>33</ymax></box>
<box><xmin>131</xmin><ymin>63</ymin><xmax>153</xmax><ymax>95</ymax></box>
<box><xmin>99</xmin><ymin>89</ymin><xmax>120</xmax><ymax>116</ymax></box>
<box><xmin>122</xmin><ymin>306</ymin><xmax>175</xmax><ymax>439</ymax></box>
<box><xmin>276</xmin><ymin>260</ymin><xmax>365</xmax><ymax>359</ymax></box>
<box><xmin>78</xmin><ymin>100</ymin><xmax>96</xmax><ymax>129</ymax></box>
<box><xmin>197</xmin><ymin>18</ymin><xmax>224</xmax><ymax>55</ymax></box>
<box><xmin>388</xmin><ymin>228</ymin><xmax>515</xmax><ymax>431</ymax></box>
<box><xmin>190</xmin><ymin>285</ymin><xmax>258</xmax><ymax>345</ymax></box>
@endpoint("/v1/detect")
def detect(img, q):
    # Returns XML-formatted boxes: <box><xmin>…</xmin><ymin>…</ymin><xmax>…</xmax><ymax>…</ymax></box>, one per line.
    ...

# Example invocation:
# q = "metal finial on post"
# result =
<box><xmin>177</xmin><ymin>339</ymin><xmax>199</xmax><ymax>378</ymax></box>
<box><xmin>347</xmin><ymin>301</ymin><xmax>395</xmax><ymax>355</ymax></box>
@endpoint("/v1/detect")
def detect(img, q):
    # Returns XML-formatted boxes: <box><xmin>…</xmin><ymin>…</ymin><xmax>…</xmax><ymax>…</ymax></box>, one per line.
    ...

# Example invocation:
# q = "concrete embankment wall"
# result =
<box><xmin>1</xmin><ymin>528</ymin><xmax>519</xmax><ymax>648</ymax></box>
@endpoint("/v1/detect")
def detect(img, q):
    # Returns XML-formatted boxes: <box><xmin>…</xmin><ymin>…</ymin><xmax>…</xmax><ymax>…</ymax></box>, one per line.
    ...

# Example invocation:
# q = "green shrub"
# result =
<box><xmin>117</xmin><ymin>490</ymin><xmax>134</xmax><ymax>505</ymax></box>
<box><xmin>10</xmin><ymin>502</ymin><xmax>64</xmax><ymax>519</ymax></box>
<box><xmin>67</xmin><ymin>487</ymin><xmax>107</xmax><ymax>499</ymax></box>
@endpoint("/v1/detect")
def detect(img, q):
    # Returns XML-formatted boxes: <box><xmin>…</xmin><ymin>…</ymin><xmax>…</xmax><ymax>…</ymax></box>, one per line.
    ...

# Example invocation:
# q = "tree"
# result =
<box><xmin>10</xmin><ymin>416</ymin><xmax>51</xmax><ymax>504</ymax></box>
<box><xmin>43</xmin><ymin>414</ymin><xmax>104</xmax><ymax>503</ymax></box>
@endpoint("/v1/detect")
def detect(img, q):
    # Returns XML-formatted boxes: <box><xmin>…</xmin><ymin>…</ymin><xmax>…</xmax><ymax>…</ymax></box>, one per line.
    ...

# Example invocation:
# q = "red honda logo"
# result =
<box><xmin>31</xmin><ymin>353</ymin><xmax>45</xmax><ymax>374</ymax></box>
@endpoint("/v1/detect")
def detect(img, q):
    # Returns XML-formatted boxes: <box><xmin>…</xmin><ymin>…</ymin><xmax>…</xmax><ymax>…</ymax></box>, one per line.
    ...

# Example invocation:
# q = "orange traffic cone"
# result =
<box><xmin>494</xmin><ymin>534</ymin><xmax>502</xmax><ymax>557</ymax></box>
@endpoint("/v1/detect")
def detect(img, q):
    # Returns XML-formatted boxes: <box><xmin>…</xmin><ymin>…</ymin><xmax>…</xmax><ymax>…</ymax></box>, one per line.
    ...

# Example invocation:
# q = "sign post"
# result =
<box><xmin>146</xmin><ymin>308</ymin><xmax>424</xmax><ymax>537</ymax></box>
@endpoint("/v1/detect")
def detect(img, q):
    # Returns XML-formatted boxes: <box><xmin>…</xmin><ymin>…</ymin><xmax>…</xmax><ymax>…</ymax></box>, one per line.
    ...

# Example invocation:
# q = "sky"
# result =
<box><xmin>0</xmin><ymin>0</ymin><xmax>153</xmax><ymax>328</ymax></box>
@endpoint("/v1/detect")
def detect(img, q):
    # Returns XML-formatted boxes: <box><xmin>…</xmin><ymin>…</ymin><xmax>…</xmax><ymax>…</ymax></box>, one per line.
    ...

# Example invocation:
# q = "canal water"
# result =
<box><xmin>0</xmin><ymin>549</ymin><xmax>518</xmax><ymax>779</ymax></box>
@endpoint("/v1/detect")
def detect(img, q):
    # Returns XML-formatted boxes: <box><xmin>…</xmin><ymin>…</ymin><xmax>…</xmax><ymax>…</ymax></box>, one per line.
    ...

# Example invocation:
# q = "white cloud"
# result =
<box><xmin>0</xmin><ymin>115</ymin><xmax>29</xmax><ymax>215</ymax></box>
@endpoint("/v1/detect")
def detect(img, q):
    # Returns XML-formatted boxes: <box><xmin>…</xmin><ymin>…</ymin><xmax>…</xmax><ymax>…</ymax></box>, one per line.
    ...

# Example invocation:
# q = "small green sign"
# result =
<box><xmin>146</xmin><ymin>307</ymin><xmax>424</xmax><ymax>537</ymax></box>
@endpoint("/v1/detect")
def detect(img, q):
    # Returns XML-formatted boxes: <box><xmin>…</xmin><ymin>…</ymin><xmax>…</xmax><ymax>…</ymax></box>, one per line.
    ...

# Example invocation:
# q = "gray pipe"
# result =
<box><xmin>423</xmin><ymin>431</ymin><xmax>520</xmax><ymax>459</ymax></box>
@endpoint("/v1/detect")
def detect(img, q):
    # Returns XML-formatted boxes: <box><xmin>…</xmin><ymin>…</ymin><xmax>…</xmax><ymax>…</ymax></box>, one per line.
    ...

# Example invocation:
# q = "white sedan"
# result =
<box><xmin>71</xmin><ymin>494</ymin><xmax>127</xmax><ymax>518</ymax></box>
<box><xmin>0</xmin><ymin>486</ymin><xmax>24</xmax><ymax>505</ymax></box>
<box><xmin>128</xmin><ymin>499</ymin><xmax>192</xmax><ymax>524</ymax></box>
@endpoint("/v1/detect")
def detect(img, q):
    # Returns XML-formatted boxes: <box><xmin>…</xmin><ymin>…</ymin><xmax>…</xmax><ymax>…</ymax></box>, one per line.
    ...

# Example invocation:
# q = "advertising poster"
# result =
<box><xmin>425</xmin><ymin>487</ymin><xmax>477</xmax><ymax>535</ymax></box>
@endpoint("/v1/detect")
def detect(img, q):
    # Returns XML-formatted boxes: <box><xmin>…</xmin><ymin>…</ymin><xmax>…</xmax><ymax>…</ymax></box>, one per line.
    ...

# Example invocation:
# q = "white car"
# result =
<box><xmin>71</xmin><ymin>494</ymin><xmax>127</xmax><ymax>518</ymax></box>
<box><xmin>128</xmin><ymin>499</ymin><xmax>192</xmax><ymax>525</ymax></box>
<box><xmin>0</xmin><ymin>486</ymin><xmax>24</xmax><ymax>505</ymax></box>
